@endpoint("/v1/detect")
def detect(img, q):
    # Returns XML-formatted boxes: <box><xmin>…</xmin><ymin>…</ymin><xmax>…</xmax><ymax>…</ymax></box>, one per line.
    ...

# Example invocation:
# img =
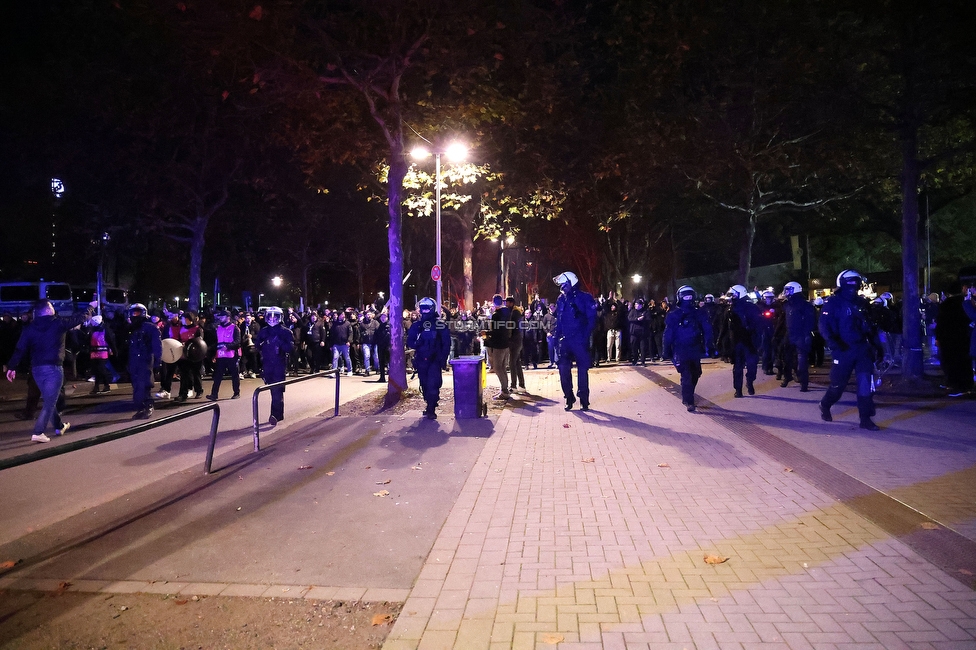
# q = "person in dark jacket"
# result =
<box><xmin>553</xmin><ymin>271</ymin><xmax>598</xmax><ymax>411</ymax></box>
<box><xmin>128</xmin><ymin>303</ymin><xmax>163</xmax><ymax>420</ymax></box>
<box><xmin>628</xmin><ymin>298</ymin><xmax>650</xmax><ymax>365</ymax></box>
<box><xmin>407</xmin><ymin>297</ymin><xmax>452</xmax><ymax>419</ymax></box>
<box><xmin>5</xmin><ymin>300</ymin><xmax>93</xmax><ymax>442</ymax></box>
<box><xmin>662</xmin><ymin>286</ymin><xmax>712</xmax><ymax>412</ymax></box>
<box><xmin>777</xmin><ymin>282</ymin><xmax>817</xmax><ymax>391</ymax></box>
<box><xmin>720</xmin><ymin>285</ymin><xmax>763</xmax><ymax>398</ymax></box>
<box><xmin>506</xmin><ymin>297</ymin><xmax>526</xmax><ymax>391</ymax></box>
<box><xmin>374</xmin><ymin>312</ymin><xmax>392</xmax><ymax>382</ymax></box>
<box><xmin>484</xmin><ymin>294</ymin><xmax>513</xmax><ymax>398</ymax></box>
<box><xmin>255</xmin><ymin>307</ymin><xmax>295</xmax><ymax>425</ymax></box>
<box><xmin>936</xmin><ymin>281</ymin><xmax>976</xmax><ymax>397</ymax></box>
<box><xmin>330</xmin><ymin>312</ymin><xmax>353</xmax><ymax>376</ymax></box>
<box><xmin>819</xmin><ymin>269</ymin><xmax>883</xmax><ymax>430</ymax></box>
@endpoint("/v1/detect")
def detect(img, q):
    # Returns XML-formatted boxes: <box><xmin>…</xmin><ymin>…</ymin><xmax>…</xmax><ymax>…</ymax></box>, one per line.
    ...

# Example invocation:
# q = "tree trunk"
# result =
<box><xmin>459</xmin><ymin>203</ymin><xmax>475</xmax><ymax>310</ymax></box>
<box><xmin>188</xmin><ymin>218</ymin><xmax>205</xmax><ymax>312</ymax></box>
<box><xmin>737</xmin><ymin>213</ymin><xmax>757</xmax><ymax>286</ymax></box>
<box><xmin>385</xmin><ymin>144</ymin><xmax>408</xmax><ymax>406</ymax></box>
<box><xmin>900</xmin><ymin>128</ymin><xmax>923</xmax><ymax>381</ymax></box>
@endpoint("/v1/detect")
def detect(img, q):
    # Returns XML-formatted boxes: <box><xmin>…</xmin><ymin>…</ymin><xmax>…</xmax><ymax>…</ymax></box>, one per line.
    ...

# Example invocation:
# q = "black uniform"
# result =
<box><xmin>662</xmin><ymin>301</ymin><xmax>713</xmax><ymax>411</ymax></box>
<box><xmin>129</xmin><ymin>317</ymin><xmax>163</xmax><ymax>416</ymax></box>
<box><xmin>407</xmin><ymin>310</ymin><xmax>452</xmax><ymax>417</ymax></box>
<box><xmin>255</xmin><ymin>322</ymin><xmax>295</xmax><ymax>423</ymax></box>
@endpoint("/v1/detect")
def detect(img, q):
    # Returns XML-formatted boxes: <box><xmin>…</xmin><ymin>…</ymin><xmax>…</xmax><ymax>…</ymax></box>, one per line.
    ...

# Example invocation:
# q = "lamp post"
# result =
<box><xmin>411</xmin><ymin>142</ymin><xmax>467</xmax><ymax>313</ymax></box>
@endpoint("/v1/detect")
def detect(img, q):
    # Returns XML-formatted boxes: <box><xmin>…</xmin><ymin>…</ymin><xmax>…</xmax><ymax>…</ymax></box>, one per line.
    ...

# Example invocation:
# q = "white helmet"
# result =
<box><xmin>128</xmin><ymin>303</ymin><xmax>148</xmax><ymax>318</ymax></box>
<box><xmin>783</xmin><ymin>281</ymin><xmax>803</xmax><ymax>296</ymax></box>
<box><xmin>728</xmin><ymin>284</ymin><xmax>748</xmax><ymax>300</ymax></box>
<box><xmin>265</xmin><ymin>306</ymin><xmax>283</xmax><ymax>325</ymax></box>
<box><xmin>553</xmin><ymin>271</ymin><xmax>578</xmax><ymax>288</ymax></box>
<box><xmin>418</xmin><ymin>297</ymin><xmax>436</xmax><ymax>314</ymax></box>
<box><xmin>836</xmin><ymin>269</ymin><xmax>863</xmax><ymax>289</ymax></box>
<box><xmin>704</xmin><ymin>293</ymin><xmax>715</xmax><ymax>302</ymax></box>
<box><xmin>676</xmin><ymin>285</ymin><xmax>696</xmax><ymax>303</ymax></box>
<box><xmin>814</xmin><ymin>297</ymin><xmax>824</xmax><ymax>306</ymax></box>
<box><xmin>880</xmin><ymin>291</ymin><xmax>893</xmax><ymax>301</ymax></box>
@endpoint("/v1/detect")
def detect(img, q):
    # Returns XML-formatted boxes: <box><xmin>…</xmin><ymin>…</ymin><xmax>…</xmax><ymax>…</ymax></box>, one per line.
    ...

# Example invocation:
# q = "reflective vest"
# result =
<box><xmin>90</xmin><ymin>329</ymin><xmax>110</xmax><ymax>359</ymax></box>
<box><xmin>216</xmin><ymin>323</ymin><xmax>238</xmax><ymax>358</ymax></box>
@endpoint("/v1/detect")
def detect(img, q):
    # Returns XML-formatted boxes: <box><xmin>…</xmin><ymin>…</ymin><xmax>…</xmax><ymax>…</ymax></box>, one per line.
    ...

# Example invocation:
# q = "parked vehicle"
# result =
<box><xmin>74</xmin><ymin>284</ymin><xmax>129</xmax><ymax>314</ymax></box>
<box><xmin>0</xmin><ymin>280</ymin><xmax>75</xmax><ymax>316</ymax></box>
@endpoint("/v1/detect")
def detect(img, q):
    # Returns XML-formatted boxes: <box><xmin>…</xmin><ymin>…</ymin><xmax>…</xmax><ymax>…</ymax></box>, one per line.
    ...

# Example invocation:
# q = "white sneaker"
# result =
<box><xmin>31</xmin><ymin>433</ymin><xmax>51</xmax><ymax>443</ymax></box>
<box><xmin>86</xmin><ymin>376</ymin><xmax>95</xmax><ymax>382</ymax></box>
<box><xmin>55</xmin><ymin>422</ymin><xmax>70</xmax><ymax>436</ymax></box>
<box><xmin>154</xmin><ymin>391</ymin><xmax>171</xmax><ymax>399</ymax></box>
<box><xmin>345</xmin><ymin>372</ymin><xmax>353</xmax><ymax>377</ymax></box>
<box><xmin>187</xmin><ymin>390</ymin><xmax>196</xmax><ymax>399</ymax></box>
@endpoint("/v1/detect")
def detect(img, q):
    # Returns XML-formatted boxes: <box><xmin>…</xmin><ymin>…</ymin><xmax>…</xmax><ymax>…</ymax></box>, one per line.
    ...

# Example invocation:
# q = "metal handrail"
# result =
<box><xmin>0</xmin><ymin>403</ymin><xmax>222</xmax><ymax>475</ymax></box>
<box><xmin>251</xmin><ymin>369</ymin><xmax>340</xmax><ymax>452</ymax></box>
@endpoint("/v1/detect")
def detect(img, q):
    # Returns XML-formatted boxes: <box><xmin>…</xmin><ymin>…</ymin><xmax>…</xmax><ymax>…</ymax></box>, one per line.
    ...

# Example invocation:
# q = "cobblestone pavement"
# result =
<box><xmin>383</xmin><ymin>361</ymin><xmax>976</xmax><ymax>649</ymax></box>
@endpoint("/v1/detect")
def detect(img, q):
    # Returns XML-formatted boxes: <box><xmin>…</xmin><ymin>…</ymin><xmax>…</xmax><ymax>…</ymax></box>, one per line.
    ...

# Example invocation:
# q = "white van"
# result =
<box><xmin>0</xmin><ymin>281</ymin><xmax>75</xmax><ymax>316</ymax></box>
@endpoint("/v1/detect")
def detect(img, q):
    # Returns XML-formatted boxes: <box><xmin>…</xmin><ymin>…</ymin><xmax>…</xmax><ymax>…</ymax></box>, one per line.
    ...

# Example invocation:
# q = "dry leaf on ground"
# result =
<box><xmin>562</xmin><ymin>424</ymin><xmax>570</xmax><ymax>428</ymax></box>
<box><xmin>55</xmin><ymin>581</ymin><xmax>72</xmax><ymax>594</ymax></box>
<box><xmin>958</xmin><ymin>568</ymin><xmax>974</xmax><ymax>576</ymax></box>
<box><xmin>411</xmin><ymin>466</ymin><xmax>422</xmax><ymax>470</ymax></box>
<box><xmin>298</xmin><ymin>465</ymin><xmax>313</xmax><ymax>470</ymax></box>
<box><xmin>373</xmin><ymin>490</ymin><xmax>390</xmax><ymax>497</ymax></box>
<box><xmin>326</xmin><ymin>471</ymin><xmax>335</xmax><ymax>476</ymax></box>
<box><xmin>371</xmin><ymin>613</ymin><xmax>394</xmax><ymax>626</ymax></box>
<box><xmin>541</xmin><ymin>633</ymin><xmax>564</xmax><ymax>644</ymax></box>
<box><xmin>0</xmin><ymin>559</ymin><xmax>21</xmax><ymax>570</ymax></box>
<box><xmin>784</xmin><ymin>467</ymin><xmax>794</xmax><ymax>472</ymax></box>
<box><xmin>657</xmin><ymin>463</ymin><xmax>670</xmax><ymax>468</ymax></box>
<box><xmin>920</xmin><ymin>522</ymin><xmax>939</xmax><ymax>530</ymax></box>
<box><xmin>704</xmin><ymin>555</ymin><xmax>730</xmax><ymax>564</ymax></box>
<box><xmin>582</xmin><ymin>457</ymin><xmax>595</xmax><ymax>463</ymax></box>
<box><xmin>376</xmin><ymin>479</ymin><xmax>391</xmax><ymax>485</ymax></box>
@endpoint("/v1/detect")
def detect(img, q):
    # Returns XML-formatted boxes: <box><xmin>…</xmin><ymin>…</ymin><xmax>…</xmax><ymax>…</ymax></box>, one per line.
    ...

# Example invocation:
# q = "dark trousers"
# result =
<box><xmin>732</xmin><ymin>344</ymin><xmax>758</xmax><ymax>393</ymax></box>
<box><xmin>416</xmin><ymin>360</ymin><xmax>442</xmax><ymax>410</ymax></box>
<box><xmin>557</xmin><ymin>338</ymin><xmax>591</xmax><ymax>405</ymax></box>
<box><xmin>940</xmin><ymin>343</ymin><xmax>975</xmax><ymax>391</ymax></box>
<box><xmin>211</xmin><ymin>357</ymin><xmax>241</xmax><ymax>397</ymax></box>
<box><xmin>821</xmin><ymin>345</ymin><xmax>876</xmax><ymax>421</ymax></box>
<box><xmin>509</xmin><ymin>341</ymin><xmax>524</xmax><ymax>389</ymax></box>
<box><xmin>177</xmin><ymin>358</ymin><xmax>203</xmax><ymax>397</ymax></box>
<box><xmin>630</xmin><ymin>334</ymin><xmax>648</xmax><ymax>364</ymax></box>
<box><xmin>263</xmin><ymin>367</ymin><xmax>285</xmax><ymax>420</ymax></box>
<box><xmin>676</xmin><ymin>356</ymin><xmax>702</xmax><ymax>405</ymax></box>
<box><xmin>90</xmin><ymin>358</ymin><xmax>112</xmax><ymax>391</ymax></box>
<box><xmin>781</xmin><ymin>342</ymin><xmax>810</xmax><ymax>389</ymax></box>
<box><xmin>130</xmin><ymin>362</ymin><xmax>154</xmax><ymax>410</ymax></box>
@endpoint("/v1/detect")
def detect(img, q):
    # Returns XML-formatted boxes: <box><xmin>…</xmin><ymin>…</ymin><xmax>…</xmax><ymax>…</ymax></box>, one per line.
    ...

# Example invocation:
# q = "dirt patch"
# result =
<box><xmin>340</xmin><ymin>383</ymin><xmax>510</xmax><ymax>417</ymax></box>
<box><xmin>0</xmin><ymin>590</ymin><xmax>401</xmax><ymax>649</ymax></box>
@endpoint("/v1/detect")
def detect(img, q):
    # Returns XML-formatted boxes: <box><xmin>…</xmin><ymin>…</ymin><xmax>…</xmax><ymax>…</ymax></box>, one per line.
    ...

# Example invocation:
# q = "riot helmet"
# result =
<box><xmin>129</xmin><ymin>303</ymin><xmax>148</xmax><ymax>319</ymax></box>
<box><xmin>704</xmin><ymin>294</ymin><xmax>715</xmax><ymax>303</ymax></box>
<box><xmin>836</xmin><ymin>269</ymin><xmax>863</xmax><ymax>289</ymax></box>
<box><xmin>553</xmin><ymin>271</ymin><xmax>579</xmax><ymax>292</ymax></box>
<box><xmin>728</xmin><ymin>284</ymin><xmax>748</xmax><ymax>300</ymax></box>
<box><xmin>676</xmin><ymin>285</ymin><xmax>696</xmax><ymax>304</ymax></box>
<box><xmin>783</xmin><ymin>281</ymin><xmax>803</xmax><ymax>297</ymax></box>
<box><xmin>418</xmin><ymin>297</ymin><xmax>436</xmax><ymax>315</ymax></box>
<box><xmin>265</xmin><ymin>306</ymin><xmax>283</xmax><ymax>326</ymax></box>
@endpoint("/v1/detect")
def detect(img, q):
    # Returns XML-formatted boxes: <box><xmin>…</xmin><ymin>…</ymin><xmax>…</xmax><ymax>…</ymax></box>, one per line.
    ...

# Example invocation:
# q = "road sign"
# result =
<box><xmin>431</xmin><ymin>265</ymin><xmax>442</xmax><ymax>282</ymax></box>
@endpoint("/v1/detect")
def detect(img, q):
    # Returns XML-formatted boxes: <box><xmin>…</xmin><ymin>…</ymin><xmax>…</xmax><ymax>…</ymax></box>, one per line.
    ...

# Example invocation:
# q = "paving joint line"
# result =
<box><xmin>635</xmin><ymin>365</ymin><xmax>976</xmax><ymax>589</ymax></box>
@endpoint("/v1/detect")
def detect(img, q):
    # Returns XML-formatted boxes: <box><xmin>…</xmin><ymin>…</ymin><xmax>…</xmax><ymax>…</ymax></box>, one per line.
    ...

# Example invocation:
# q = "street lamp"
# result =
<box><xmin>411</xmin><ymin>141</ymin><xmax>468</xmax><ymax>312</ymax></box>
<box><xmin>174</xmin><ymin>296</ymin><xmax>180</xmax><ymax>310</ymax></box>
<box><xmin>258</xmin><ymin>293</ymin><xmax>265</xmax><ymax>308</ymax></box>
<box><xmin>272</xmin><ymin>275</ymin><xmax>283</xmax><ymax>288</ymax></box>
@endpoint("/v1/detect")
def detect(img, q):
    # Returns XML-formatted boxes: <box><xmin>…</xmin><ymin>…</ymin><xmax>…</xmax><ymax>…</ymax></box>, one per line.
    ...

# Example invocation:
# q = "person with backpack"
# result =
<box><xmin>407</xmin><ymin>297</ymin><xmax>452</xmax><ymax>419</ymax></box>
<box><xmin>662</xmin><ymin>285</ymin><xmax>712</xmax><ymax>412</ymax></box>
<box><xmin>720</xmin><ymin>284</ymin><xmax>763</xmax><ymax>398</ymax></box>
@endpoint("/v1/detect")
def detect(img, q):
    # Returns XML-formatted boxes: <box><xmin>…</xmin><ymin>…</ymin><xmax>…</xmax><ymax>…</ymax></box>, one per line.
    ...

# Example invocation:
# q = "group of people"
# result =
<box><xmin>4</xmin><ymin>266</ymin><xmax>975</xmax><ymax>439</ymax></box>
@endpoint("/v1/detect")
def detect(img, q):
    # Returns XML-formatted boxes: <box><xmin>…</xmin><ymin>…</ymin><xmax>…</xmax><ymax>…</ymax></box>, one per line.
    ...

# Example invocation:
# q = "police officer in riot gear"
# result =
<box><xmin>777</xmin><ymin>282</ymin><xmax>817</xmax><ymax>391</ymax></box>
<box><xmin>553</xmin><ymin>271</ymin><xmax>598</xmax><ymax>411</ymax></box>
<box><xmin>758</xmin><ymin>290</ymin><xmax>779</xmax><ymax>375</ymax></box>
<box><xmin>128</xmin><ymin>303</ymin><xmax>163</xmax><ymax>420</ymax></box>
<box><xmin>407</xmin><ymin>297</ymin><xmax>452</xmax><ymax>419</ymax></box>
<box><xmin>819</xmin><ymin>269</ymin><xmax>883</xmax><ymax>430</ymax></box>
<box><xmin>663</xmin><ymin>285</ymin><xmax>713</xmax><ymax>412</ymax></box>
<box><xmin>255</xmin><ymin>306</ymin><xmax>294</xmax><ymax>425</ymax></box>
<box><xmin>721</xmin><ymin>284</ymin><xmax>763</xmax><ymax>398</ymax></box>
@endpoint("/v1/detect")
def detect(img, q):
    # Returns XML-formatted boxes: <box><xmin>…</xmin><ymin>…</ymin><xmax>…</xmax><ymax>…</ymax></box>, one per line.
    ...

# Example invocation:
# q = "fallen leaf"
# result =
<box><xmin>657</xmin><ymin>463</ymin><xmax>670</xmax><ymax>468</ymax></box>
<box><xmin>411</xmin><ymin>466</ymin><xmax>422</xmax><ymax>471</ymax></box>
<box><xmin>174</xmin><ymin>599</ymin><xmax>188</xmax><ymax>605</ymax></box>
<box><xmin>238</xmin><ymin>475</ymin><xmax>244</xmax><ymax>480</ymax></box>
<box><xmin>371</xmin><ymin>613</ymin><xmax>394</xmax><ymax>626</ymax></box>
<box><xmin>376</xmin><ymin>479</ymin><xmax>391</xmax><ymax>485</ymax></box>
<box><xmin>298</xmin><ymin>465</ymin><xmax>313</xmax><ymax>470</ymax></box>
<box><xmin>326</xmin><ymin>471</ymin><xmax>335</xmax><ymax>476</ymax></box>
<box><xmin>541</xmin><ymin>633</ymin><xmax>564</xmax><ymax>644</ymax></box>
<box><xmin>364</xmin><ymin>466</ymin><xmax>371</xmax><ymax>470</ymax></box>
<box><xmin>704</xmin><ymin>555</ymin><xmax>729</xmax><ymax>564</ymax></box>
<box><xmin>959</xmin><ymin>568</ymin><xmax>974</xmax><ymax>576</ymax></box>
<box><xmin>373</xmin><ymin>490</ymin><xmax>390</xmax><ymax>497</ymax></box>
<box><xmin>55</xmin><ymin>581</ymin><xmax>72</xmax><ymax>594</ymax></box>
<box><xmin>562</xmin><ymin>424</ymin><xmax>570</xmax><ymax>428</ymax></box>
<box><xmin>784</xmin><ymin>467</ymin><xmax>794</xmax><ymax>472</ymax></box>
<box><xmin>0</xmin><ymin>559</ymin><xmax>22</xmax><ymax>571</ymax></box>
<box><xmin>582</xmin><ymin>457</ymin><xmax>595</xmax><ymax>463</ymax></box>
<box><xmin>920</xmin><ymin>522</ymin><xmax>939</xmax><ymax>530</ymax></box>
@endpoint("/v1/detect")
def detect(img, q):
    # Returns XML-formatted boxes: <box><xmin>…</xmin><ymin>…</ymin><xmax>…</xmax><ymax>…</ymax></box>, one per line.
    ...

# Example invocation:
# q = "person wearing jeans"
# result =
<box><xmin>5</xmin><ymin>299</ymin><xmax>93</xmax><ymax>442</ymax></box>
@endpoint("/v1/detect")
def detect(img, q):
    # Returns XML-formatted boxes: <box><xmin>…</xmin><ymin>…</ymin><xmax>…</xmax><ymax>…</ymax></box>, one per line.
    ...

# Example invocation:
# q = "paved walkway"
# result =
<box><xmin>383</xmin><ymin>362</ymin><xmax>976</xmax><ymax>649</ymax></box>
